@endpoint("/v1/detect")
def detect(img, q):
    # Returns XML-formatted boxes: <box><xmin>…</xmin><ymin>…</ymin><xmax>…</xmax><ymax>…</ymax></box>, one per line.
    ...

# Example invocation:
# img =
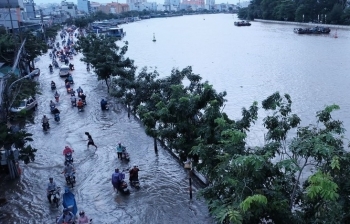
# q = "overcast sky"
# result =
<box><xmin>34</xmin><ymin>0</ymin><xmax>242</xmax><ymax>5</ymax></box>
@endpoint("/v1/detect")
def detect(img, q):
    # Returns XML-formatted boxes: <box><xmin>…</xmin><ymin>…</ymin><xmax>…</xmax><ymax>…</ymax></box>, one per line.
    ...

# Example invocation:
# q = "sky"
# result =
<box><xmin>33</xmin><ymin>0</ymin><xmax>242</xmax><ymax>5</ymax></box>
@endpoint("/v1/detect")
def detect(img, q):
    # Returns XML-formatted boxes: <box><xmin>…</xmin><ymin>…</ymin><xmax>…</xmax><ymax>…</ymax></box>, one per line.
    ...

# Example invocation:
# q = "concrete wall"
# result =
<box><xmin>254</xmin><ymin>19</ymin><xmax>350</xmax><ymax>30</ymax></box>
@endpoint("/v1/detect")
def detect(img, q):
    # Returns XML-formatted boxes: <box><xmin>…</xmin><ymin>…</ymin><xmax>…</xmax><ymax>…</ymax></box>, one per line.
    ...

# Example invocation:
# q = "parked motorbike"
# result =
<box><xmin>49</xmin><ymin>187</ymin><xmax>61</xmax><ymax>208</ymax></box>
<box><xmin>42</xmin><ymin>122</ymin><xmax>50</xmax><ymax>131</ymax></box>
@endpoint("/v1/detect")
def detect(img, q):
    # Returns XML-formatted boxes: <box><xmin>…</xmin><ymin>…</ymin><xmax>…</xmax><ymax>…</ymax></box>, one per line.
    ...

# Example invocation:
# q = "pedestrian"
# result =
<box><xmin>85</xmin><ymin>132</ymin><xmax>97</xmax><ymax>149</ymax></box>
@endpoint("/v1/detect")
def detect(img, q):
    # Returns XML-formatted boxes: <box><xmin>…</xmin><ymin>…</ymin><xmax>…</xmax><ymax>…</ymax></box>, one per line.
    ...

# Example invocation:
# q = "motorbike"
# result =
<box><xmin>71</xmin><ymin>99</ymin><xmax>76</xmax><ymax>107</ymax></box>
<box><xmin>53</xmin><ymin>60</ymin><xmax>59</xmax><ymax>68</ymax></box>
<box><xmin>77</xmin><ymin>105</ymin><xmax>84</xmax><ymax>112</ymax></box>
<box><xmin>49</xmin><ymin>66</ymin><xmax>53</xmax><ymax>73</ymax></box>
<box><xmin>67</xmin><ymin>75</ymin><xmax>74</xmax><ymax>84</ymax></box>
<box><xmin>49</xmin><ymin>52</ymin><xmax>52</xmax><ymax>58</ymax></box>
<box><xmin>49</xmin><ymin>187</ymin><xmax>61</xmax><ymax>208</ymax></box>
<box><xmin>65</xmin><ymin>172</ymin><xmax>76</xmax><ymax>188</ymax></box>
<box><xmin>101</xmin><ymin>104</ymin><xmax>109</xmax><ymax>110</ymax></box>
<box><xmin>82</xmin><ymin>98</ymin><xmax>87</xmax><ymax>106</ymax></box>
<box><xmin>42</xmin><ymin>122</ymin><xmax>50</xmax><ymax>131</ymax></box>
<box><xmin>55</xmin><ymin>95</ymin><xmax>59</xmax><ymax>103</ymax></box>
<box><xmin>69</xmin><ymin>55</ymin><xmax>73</xmax><ymax>60</ymax></box>
<box><xmin>67</xmin><ymin>87</ymin><xmax>72</xmax><ymax>94</ymax></box>
<box><xmin>130</xmin><ymin>178</ymin><xmax>140</xmax><ymax>190</ymax></box>
<box><xmin>69</xmin><ymin>64</ymin><xmax>74</xmax><ymax>71</ymax></box>
<box><xmin>51</xmin><ymin>83</ymin><xmax>56</xmax><ymax>90</ymax></box>
<box><xmin>121</xmin><ymin>149</ymin><xmax>130</xmax><ymax>161</ymax></box>
<box><xmin>116</xmin><ymin>180</ymin><xmax>130</xmax><ymax>195</ymax></box>
<box><xmin>54</xmin><ymin>113</ymin><xmax>60</xmax><ymax>122</ymax></box>
<box><xmin>64</xmin><ymin>153</ymin><xmax>74</xmax><ymax>165</ymax></box>
<box><xmin>50</xmin><ymin>105</ymin><xmax>56</xmax><ymax>113</ymax></box>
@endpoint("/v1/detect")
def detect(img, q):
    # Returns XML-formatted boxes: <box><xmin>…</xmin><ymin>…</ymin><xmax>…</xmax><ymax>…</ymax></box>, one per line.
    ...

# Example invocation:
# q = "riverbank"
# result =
<box><xmin>254</xmin><ymin>19</ymin><xmax>350</xmax><ymax>30</ymax></box>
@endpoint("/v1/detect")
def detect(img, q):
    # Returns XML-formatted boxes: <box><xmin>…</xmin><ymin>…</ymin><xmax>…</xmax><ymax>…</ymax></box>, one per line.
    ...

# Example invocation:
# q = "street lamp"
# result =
<box><xmin>7</xmin><ymin>69</ymin><xmax>40</xmax><ymax>96</ymax></box>
<box><xmin>325</xmin><ymin>14</ymin><xmax>327</xmax><ymax>24</ymax></box>
<box><xmin>303</xmin><ymin>14</ymin><xmax>304</xmax><ymax>22</ymax></box>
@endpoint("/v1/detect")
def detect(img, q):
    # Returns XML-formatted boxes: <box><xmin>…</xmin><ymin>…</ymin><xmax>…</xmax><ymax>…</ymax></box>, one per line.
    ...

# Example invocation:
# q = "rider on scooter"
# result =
<box><xmin>129</xmin><ymin>165</ymin><xmax>139</xmax><ymax>182</ymax></box>
<box><xmin>47</xmin><ymin>177</ymin><xmax>57</xmax><ymax>203</ymax></box>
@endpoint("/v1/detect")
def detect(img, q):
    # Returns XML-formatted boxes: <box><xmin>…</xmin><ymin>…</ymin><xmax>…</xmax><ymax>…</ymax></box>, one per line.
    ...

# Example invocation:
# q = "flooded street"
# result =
<box><xmin>0</xmin><ymin>34</ymin><xmax>213</xmax><ymax>223</ymax></box>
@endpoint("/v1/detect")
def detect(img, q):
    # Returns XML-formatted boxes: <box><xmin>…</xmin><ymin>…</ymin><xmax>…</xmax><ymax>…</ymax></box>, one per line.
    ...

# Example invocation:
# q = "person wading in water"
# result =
<box><xmin>85</xmin><ymin>132</ymin><xmax>97</xmax><ymax>149</ymax></box>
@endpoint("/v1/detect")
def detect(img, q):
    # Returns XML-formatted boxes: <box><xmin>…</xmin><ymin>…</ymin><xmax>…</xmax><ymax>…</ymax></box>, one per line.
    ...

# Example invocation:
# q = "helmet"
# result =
<box><xmin>118</xmin><ymin>142</ymin><xmax>121</xmax><ymax>145</ymax></box>
<box><xmin>43</xmin><ymin>115</ymin><xmax>46</xmax><ymax>118</ymax></box>
<box><xmin>63</xmin><ymin>208</ymin><xmax>69</xmax><ymax>212</ymax></box>
<box><xmin>65</xmin><ymin>146</ymin><xmax>69</xmax><ymax>148</ymax></box>
<box><xmin>79</xmin><ymin>210</ymin><xmax>85</xmax><ymax>216</ymax></box>
<box><xmin>49</xmin><ymin>177</ymin><xmax>53</xmax><ymax>181</ymax></box>
<box><xmin>133</xmin><ymin>164</ymin><xmax>137</xmax><ymax>167</ymax></box>
<box><xmin>115</xmin><ymin>168</ymin><xmax>119</xmax><ymax>172</ymax></box>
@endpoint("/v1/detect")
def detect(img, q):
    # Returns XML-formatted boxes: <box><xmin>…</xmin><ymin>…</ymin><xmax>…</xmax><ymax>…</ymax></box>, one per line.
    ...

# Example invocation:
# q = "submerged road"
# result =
<box><xmin>0</xmin><ymin>33</ymin><xmax>213</xmax><ymax>223</ymax></box>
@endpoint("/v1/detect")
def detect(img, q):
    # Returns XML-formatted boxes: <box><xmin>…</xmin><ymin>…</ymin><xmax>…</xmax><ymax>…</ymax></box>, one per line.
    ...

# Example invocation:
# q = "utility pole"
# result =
<box><xmin>40</xmin><ymin>9</ymin><xmax>46</xmax><ymax>42</ymax></box>
<box><xmin>7</xmin><ymin>0</ymin><xmax>14</xmax><ymax>34</ymax></box>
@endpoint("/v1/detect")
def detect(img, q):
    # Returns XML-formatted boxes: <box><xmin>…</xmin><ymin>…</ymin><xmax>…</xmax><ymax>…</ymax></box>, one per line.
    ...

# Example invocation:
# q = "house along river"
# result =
<box><xmin>1</xmin><ymin>13</ymin><xmax>350</xmax><ymax>223</ymax></box>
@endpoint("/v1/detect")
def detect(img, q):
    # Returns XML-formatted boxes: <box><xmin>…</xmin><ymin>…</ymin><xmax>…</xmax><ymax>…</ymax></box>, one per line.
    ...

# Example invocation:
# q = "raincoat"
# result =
<box><xmin>62</xmin><ymin>187</ymin><xmax>78</xmax><ymax>216</ymax></box>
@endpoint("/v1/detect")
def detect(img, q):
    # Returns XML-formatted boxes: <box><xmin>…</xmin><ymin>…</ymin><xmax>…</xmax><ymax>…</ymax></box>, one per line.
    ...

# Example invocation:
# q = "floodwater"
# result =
<box><xmin>2</xmin><ymin>13</ymin><xmax>350</xmax><ymax>223</ymax></box>
<box><xmin>0</xmin><ymin>29</ymin><xmax>213</xmax><ymax>223</ymax></box>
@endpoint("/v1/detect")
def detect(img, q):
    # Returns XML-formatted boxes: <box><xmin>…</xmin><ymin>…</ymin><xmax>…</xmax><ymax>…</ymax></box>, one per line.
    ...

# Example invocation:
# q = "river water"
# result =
<box><xmin>124</xmin><ymin>14</ymin><xmax>350</xmax><ymax>144</ymax></box>
<box><xmin>1</xmin><ymin>13</ymin><xmax>350</xmax><ymax>223</ymax></box>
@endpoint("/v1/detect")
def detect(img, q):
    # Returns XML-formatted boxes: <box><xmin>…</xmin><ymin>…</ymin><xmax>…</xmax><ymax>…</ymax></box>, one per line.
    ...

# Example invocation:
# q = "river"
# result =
<box><xmin>124</xmin><ymin>13</ymin><xmax>350</xmax><ymax>144</ymax></box>
<box><xmin>1</xmin><ymin>13</ymin><xmax>350</xmax><ymax>224</ymax></box>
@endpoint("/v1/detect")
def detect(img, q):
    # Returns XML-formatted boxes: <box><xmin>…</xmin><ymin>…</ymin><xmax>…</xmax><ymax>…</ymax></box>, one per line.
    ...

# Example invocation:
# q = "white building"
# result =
<box><xmin>77</xmin><ymin>0</ymin><xmax>90</xmax><ymax>14</ymax></box>
<box><xmin>89</xmin><ymin>1</ymin><xmax>101</xmax><ymax>13</ymax></box>
<box><xmin>61</xmin><ymin>1</ymin><xmax>76</xmax><ymax>18</ymax></box>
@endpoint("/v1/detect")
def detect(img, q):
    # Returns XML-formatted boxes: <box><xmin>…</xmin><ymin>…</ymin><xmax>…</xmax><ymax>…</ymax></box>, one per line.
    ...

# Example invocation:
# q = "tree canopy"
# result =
<box><xmin>239</xmin><ymin>0</ymin><xmax>350</xmax><ymax>24</ymax></box>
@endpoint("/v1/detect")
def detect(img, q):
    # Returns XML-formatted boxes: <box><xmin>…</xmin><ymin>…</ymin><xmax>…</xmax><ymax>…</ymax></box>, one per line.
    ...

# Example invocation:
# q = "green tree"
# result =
<box><xmin>23</xmin><ymin>32</ymin><xmax>48</xmax><ymax>69</ymax></box>
<box><xmin>77</xmin><ymin>34</ymin><xmax>134</xmax><ymax>93</ymax></box>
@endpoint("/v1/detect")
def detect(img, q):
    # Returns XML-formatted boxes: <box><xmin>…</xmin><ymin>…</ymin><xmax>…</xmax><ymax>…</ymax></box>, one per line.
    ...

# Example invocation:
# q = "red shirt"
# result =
<box><xmin>63</xmin><ymin>148</ymin><xmax>73</xmax><ymax>156</ymax></box>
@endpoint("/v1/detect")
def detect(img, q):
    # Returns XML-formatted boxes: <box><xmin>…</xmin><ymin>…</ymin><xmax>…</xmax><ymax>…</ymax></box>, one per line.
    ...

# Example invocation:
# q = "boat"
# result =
<box><xmin>153</xmin><ymin>33</ymin><xmax>156</xmax><ymax>42</ymax></box>
<box><xmin>293</xmin><ymin>26</ymin><xmax>331</xmax><ymax>34</ymax></box>
<box><xmin>105</xmin><ymin>27</ymin><xmax>126</xmax><ymax>39</ymax></box>
<box><xmin>234</xmin><ymin>21</ymin><xmax>251</xmax><ymax>26</ymax></box>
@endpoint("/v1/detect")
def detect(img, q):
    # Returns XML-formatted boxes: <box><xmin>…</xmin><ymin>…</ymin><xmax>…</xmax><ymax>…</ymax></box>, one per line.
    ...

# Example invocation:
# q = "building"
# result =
<box><xmin>61</xmin><ymin>1</ymin><xmax>77</xmax><ymax>18</ymax></box>
<box><xmin>77</xmin><ymin>0</ymin><xmax>90</xmax><ymax>14</ymax></box>
<box><xmin>181</xmin><ymin>0</ymin><xmax>205</xmax><ymax>10</ymax></box>
<box><xmin>23</xmin><ymin>0</ymin><xmax>36</xmax><ymax>19</ymax></box>
<box><xmin>205</xmin><ymin>0</ymin><xmax>214</xmax><ymax>10</ymax></box>
<box><xmin>90</xmin><ymin>1</ymin><xmax>101</xmax><ymax>13</ymax></box>
<box><xmin>99</xmin><ymin>2</ymin><xmax>129</xmax><ymax>14</ymax></box>
<box><xmin>164</xmin><ymin>0</ymin><xmax>181</xmax><ymax>11</ymax></box>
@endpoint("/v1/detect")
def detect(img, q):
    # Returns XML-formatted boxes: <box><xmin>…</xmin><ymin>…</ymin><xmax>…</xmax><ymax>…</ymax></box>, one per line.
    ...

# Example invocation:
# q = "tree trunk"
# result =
<box><xmin>127</xmin><ymin>103</ymin><xmax>130</xmax><ymax>118</ymax></box>
<box><xmin>105</xmin><ymin>78</ymin><xmax>110</xmax><ymax>93</ymax></box>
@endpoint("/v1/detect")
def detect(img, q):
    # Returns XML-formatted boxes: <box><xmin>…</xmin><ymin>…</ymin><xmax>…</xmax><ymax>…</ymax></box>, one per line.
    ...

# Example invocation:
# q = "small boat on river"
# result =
<box><xmin>293</xmin><ymin>26</ymin><xmax>331</xmax><ymax>34</ymax></box>
<box><xmin>234</xmin><ymin>21</ymin><xmax>251</xmax><ymax>26</ymax></box>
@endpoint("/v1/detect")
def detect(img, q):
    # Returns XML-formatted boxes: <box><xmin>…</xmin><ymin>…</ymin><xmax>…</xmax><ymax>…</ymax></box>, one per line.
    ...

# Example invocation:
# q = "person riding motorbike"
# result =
<box><xmin>54</xmin><ymin>91</ymin><xmax>60</xmax><ymax>102</ymax></box>
<box><xmin>49</xmin><ymin>64</ymin><xmax>53</xmax><ymax>72</ymax></box>
<box><xmin>70</xmin><ymin>94</ymin><xmax>76</xmax><ymax>105</ymax></box>
<box><xmin>129</xmin><ymin>165</ymin><xmax>140</xmax><ymax>182</ymax></box>
<box><xmin>77</xmin><ymin>86</ymin><xmax>83</xmax><ymax>94</ymax></box>
<box><xmin>67</xmin><ymin>74</ymin><xmax>74</xmax><ymax>83</ymax></box>
<box><xmin>80</xmin><ymin>93</ymin><xmax>86</xmax><ymax>104</ymax></box>
<box><xmin>100</xmin><ymin>99</ymin><xmax>107</xmax><ymax>110</ymax></box>
<box><xmin>62</xmin><ymin>163</ymin><xmax>75</xmax><ymax>183</ymax></box>
<box><xmin>69</xmin><ymin>63</ymin><xmax>74</xmax><ymax>71</ymax></box>
<box><xmin>51</xmin><ymin>81</ymin><xmax>56</xmax><ymax>88</ymax></box>
<box><xmin>56</xmin><ymin>208</ymin><xmax>75</xmax><ymax>224</ymax></box>
<box><xmin>63</xmin><ymin>146</ymin><xmax>74</xmax><ymax>157</ymax></box>
<box><xmin>52</xmin><ymin>107</ymin><xmax>60</xmax><ymax>115</ymax></box>
<box><xmin>78</xmin><ymin>210</ymin><xmax>90</xmax><ymax>224</ymax></box>
<box><xmin>47</xmin><ymin>177</ymin><xmax>58</xmax><ymax>203</ymax></box>
<box><xmin>116</xmin><ymin>142</ymin><xmax>125</xmax><ymax>160</ymax></box>
<box><xmin>50</xmin><ymin>100</ymin><xmax>56</xmax><ymax>108</ymax></box>
<box><xmin>42</xmin><ymin>115</ymin><xmax>49</xmax><ymax>126</ymax></box>
<box><xmin>77</xmin><ymin>99</ymin><xmax>84</xmax><ymax>108</ymax></box>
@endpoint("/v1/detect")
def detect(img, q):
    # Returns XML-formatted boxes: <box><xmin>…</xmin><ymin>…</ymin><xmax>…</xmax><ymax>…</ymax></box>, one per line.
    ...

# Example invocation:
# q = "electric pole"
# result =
<box><xmin>40</xmin><ymin>9</ymin><xmax>46</xmax><ymax>42</ymax></box>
